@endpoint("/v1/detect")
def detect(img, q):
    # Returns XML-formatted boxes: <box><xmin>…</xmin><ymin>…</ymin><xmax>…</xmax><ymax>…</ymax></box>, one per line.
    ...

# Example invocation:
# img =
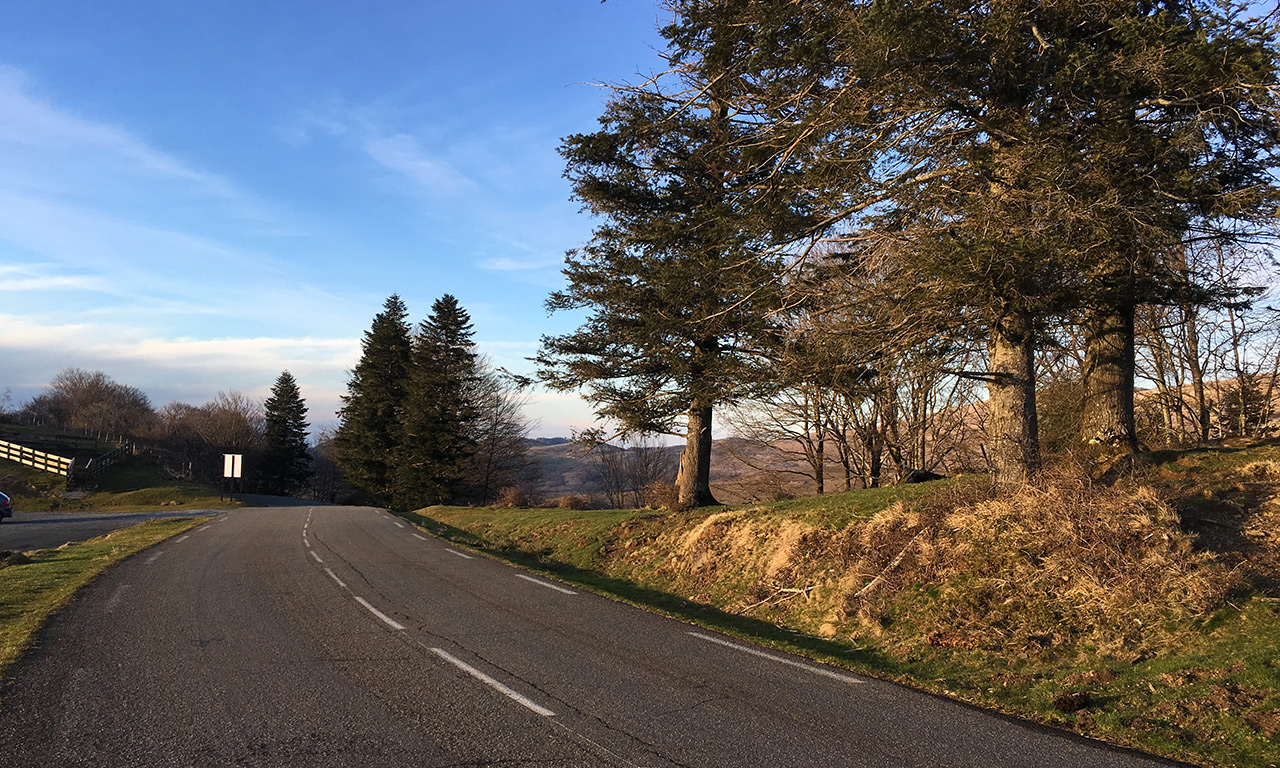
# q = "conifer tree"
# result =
<box><xmin>664</xmin><ymin>0</ymin><xmax>1279</xmax><ymax>481</ymax></box>
<box><xmin>395</xmin><ymin>294</ymin><xmax>480</xmax><ymax>509</ymax></box>
<box><xmin>260</xmin><ymin>370</ymin><xmax>313</xmax><ymax>495</ymax></box>
<box><xmin>538</xmin><ymin>18</ymin><xmax>808</xmax><ymax>508</ymax></box>
<box><xmin>335</xmin><ymin>295</ymin><xmax>412</xmax><ymax>503</ymax></box>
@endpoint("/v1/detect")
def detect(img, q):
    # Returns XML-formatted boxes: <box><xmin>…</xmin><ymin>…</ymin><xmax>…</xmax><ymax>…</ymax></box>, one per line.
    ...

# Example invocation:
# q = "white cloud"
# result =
<box><xmin>480</xmin><ymin>255</ymin><xmax>563</xmax><ymax>272</ymax></box>
<box><xmin>362</xmin><ymin>133</ymin><xmax>475</xmax><ymax>195</ymax></box>
<box><xmin>0</xmin><ymin>263</ymin><xmax>103</xmax><ymax>293</ymax></box>
<box><xmin>0</xmin><ymin>313</ymin><xmax>360</xmax><ymax>424</ymax></box>
<box><xmin>0</xmin><ymin>65</ymin><xmax>244</xmax><ymax>201</ymax></box>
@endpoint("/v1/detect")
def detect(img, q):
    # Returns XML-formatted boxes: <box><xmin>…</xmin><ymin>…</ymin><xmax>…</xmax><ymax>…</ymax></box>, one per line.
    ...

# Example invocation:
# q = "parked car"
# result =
<box><xmin>0</xmin><ymin>491</ymin><xmax>11</xmax><ymax>521</ymax></box>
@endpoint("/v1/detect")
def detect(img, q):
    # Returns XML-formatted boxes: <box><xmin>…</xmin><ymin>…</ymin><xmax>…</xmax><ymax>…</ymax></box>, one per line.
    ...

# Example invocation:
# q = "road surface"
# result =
<box><xmin>0</xmin><ymin>509</ymin><xmax>225</xmax><ymax>552</ymax></box>
<box><xmin>0</xmin><ymin>505</ymin><xmax>1184</xmax><ymax>767</ymax></box>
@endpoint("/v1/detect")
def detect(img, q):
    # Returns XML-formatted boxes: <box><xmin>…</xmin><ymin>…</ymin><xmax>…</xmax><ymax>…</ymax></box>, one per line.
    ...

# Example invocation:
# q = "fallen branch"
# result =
<box><xmin>855</xmin><ymin>528</ymin><xmax>931</xmax><ymax>600</ymax></box>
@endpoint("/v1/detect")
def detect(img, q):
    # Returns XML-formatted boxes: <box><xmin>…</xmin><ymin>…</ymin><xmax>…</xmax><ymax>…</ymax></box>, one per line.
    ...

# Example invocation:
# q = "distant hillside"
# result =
<box><xmin>527</xmin><ymin>436</ymin><xmax>856</xmax><ymax>505</ymax></box>
<box><xmin>527</xmin><ymin>437</ymin><xmax>573</xmax><ymax>447</ymax></box>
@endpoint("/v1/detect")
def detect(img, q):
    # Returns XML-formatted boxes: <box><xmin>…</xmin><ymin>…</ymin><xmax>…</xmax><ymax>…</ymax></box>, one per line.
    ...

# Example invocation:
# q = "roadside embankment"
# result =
<box><xmin>405</xmin><ymin>443</ymin><xmax>1280</xmax><ymax>768</ymax></box>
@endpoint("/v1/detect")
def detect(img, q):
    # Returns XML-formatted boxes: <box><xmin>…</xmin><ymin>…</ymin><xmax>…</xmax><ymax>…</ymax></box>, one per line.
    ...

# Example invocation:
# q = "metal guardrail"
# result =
<box><xmin>0</xmin><ymin>438</ymin><xmax>73</xmax><ymax>476</ymax></box>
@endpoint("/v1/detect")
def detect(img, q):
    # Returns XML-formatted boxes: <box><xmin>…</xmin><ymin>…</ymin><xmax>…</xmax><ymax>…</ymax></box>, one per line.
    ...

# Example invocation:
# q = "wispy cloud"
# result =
<box><xmin>0</xmin><ymin>65</ymin><xmax>246</xmax><ymax>202</ymax></box>
<box><xmin>480</xmin><ymin>255</ymin><xmax>564</xmax><ymax>272</ymax></box>
<box><xmin>362</xmin><ymin>133</ymin><xmax>475</xmax><ymax>195</ymax></box>
<box><xmin>0</xmin><ymin>263</ymin><xmax>104</xmax><ymax>293</ymax></box>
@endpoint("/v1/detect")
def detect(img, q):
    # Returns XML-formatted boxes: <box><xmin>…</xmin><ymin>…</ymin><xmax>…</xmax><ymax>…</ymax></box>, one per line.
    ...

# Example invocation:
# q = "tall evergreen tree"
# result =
<box><xmin>665</xmin><ymin>0</ymin><xmax>1279</xmax><ymax>481</ymax></box>
<box><xmin>538</xmin><ymin>18</ymin><xmax>810</xmax><ymax>508</ymax></box>
<box><xmin>260</xmin><ymin>370</ymin><xmax>313</xmax><ymax>496</ymax></box>
<box><xmin>395</xmin><ymin>294</ymin><xmax>480</xmax><ymax>509</ymax></box>
<box><xmin>335</xmin><ymin>295</ymin><xmax>412</xmax><ymax>503</ymax></box>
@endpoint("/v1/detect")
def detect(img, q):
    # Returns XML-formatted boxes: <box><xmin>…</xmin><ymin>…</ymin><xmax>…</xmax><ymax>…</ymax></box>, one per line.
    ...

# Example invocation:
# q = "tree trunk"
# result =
<box><xmin>1082</xmin><ymin>304</ymin><xmax>1138</xmax><ymax>451</ymax></box>
<box><xmin>812</xmin><ymin>393</ymin><xmax>825</xmax><ymax>495</ymax></box>
<box><xmin>987</xmin><ymin>312</ymin><xmax>1039</xmax><ymax>486</ymax></box>
<box><xmin>1184</xmin><ymin>305</ymin><xmax>1210</xmax><ymax>444</ymax></box>
<box><xmin>675</xmin><ymin>399</ymin><xmax>718</xmax><ymax>508</ymax></box>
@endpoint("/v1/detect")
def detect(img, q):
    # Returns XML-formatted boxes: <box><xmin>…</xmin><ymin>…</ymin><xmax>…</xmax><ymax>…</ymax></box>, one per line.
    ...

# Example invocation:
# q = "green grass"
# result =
<box><xmin>0</xmin><ymin>517</ymin><xmax>207</xmax><ymax>685</ymax></box>
<box><xmin>764</xmin><ymin>474</ymin><xmax>983</xmax><ymax>525</ymax></box>
<box><xmin>402</xmin><ymin>450</ymin><xmax>1280</xmax><ymax>768</ymax></box>
<box><xmin>2</xmin><ymin>458</ymin><xmax>234</xmax><ymax>513</ymax></box>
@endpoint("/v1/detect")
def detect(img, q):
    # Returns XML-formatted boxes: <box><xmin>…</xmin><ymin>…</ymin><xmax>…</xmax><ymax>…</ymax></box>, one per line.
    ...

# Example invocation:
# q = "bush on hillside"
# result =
<box><xmin>557</xmin><ymin>494</ymin><xmax>589</xmax><ymax>510</ymax></box>
<box><xmin>642</xmin><ymin>481</ymin><xmax>678</xmax><ymax>510</ymax></box>
<box><xmin>660</xmin><ymin>463</ymin><xmax>1241</xmax><ymax>658</ymax></box>
<box><xmin>496</xmin><ymin>486</ymin><xmax>529</xmax><ymax>509</ymax></box>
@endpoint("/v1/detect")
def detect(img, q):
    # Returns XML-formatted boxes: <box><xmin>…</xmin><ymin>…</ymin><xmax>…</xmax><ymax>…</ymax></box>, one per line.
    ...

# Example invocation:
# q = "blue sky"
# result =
<box><xmin>0</xmin><ymin>1</ymin><xmax>669</xmax><ymax>436</ymax></box>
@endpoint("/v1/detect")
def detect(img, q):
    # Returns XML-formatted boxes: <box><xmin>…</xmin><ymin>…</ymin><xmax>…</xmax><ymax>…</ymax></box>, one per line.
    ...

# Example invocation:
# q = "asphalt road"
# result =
<box><xmin>0</xmin><ymin>505</ymin><xmax>1185</xmax><ymax>767</ymax></box>
<box><xmin>0</xmin><ymin>509</ymin><xmax>226</xmax><ymax>552</ymax></box>
<box><xmin>0</xmin><ymin>494</ymin><xmax>318</xmax><ymax>552</ymax></box>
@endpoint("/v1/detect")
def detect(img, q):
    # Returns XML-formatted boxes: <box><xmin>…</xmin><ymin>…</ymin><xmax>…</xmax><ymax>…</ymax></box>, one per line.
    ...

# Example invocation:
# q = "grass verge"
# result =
<box><xmin>2</xmin><ymin>459</ymin><xmax>233</xmax><ymax>514</ymax></box>
<box><xmin>0</xmin><ymin>517</ymin><xmax>207</xmax><ymax>683</ymax></box>
<box><xmin>400</xmin><ymin>444</ymin><xmax>1280</xmax><ymax>768</ymax></box>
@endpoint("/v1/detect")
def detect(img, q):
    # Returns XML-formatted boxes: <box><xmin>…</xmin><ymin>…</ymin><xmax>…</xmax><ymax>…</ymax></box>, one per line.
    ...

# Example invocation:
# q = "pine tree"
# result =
<box><xmin>335</xmin><ymin>295</ymin><xmax>412</xmax><ymax>503</ymax></box>
<box><xmin>261</xmin><ymin>371</ymin><xmax>313</xmax><ymax>495</ymax></box>
<box><xmin>538</xmin><ymin>22</ymin><xmax>806</xmax><ymax>508</ymax></box>
<box><xmin>394</xmin><ymin>295</ymin><xmax>480</xmax><ymax>509</ymax></box>
<box><xmin>664</xmin><ymin>0</ymin><xmax>1279</xmax><ymax>481</ymax></box>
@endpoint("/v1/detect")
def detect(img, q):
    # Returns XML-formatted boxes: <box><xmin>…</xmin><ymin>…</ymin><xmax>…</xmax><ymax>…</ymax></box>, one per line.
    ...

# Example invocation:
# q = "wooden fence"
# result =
<box><xmin>0</xmin><ymin>438</ymin><xmax>73</xmax><ymax>476</ymax></box>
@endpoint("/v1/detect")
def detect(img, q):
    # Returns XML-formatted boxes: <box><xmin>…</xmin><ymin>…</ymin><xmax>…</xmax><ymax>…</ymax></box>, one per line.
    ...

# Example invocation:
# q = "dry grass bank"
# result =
<box><xmin>408</xmin><ymin>440</ymin><xmax>1280</xmax><ymax>767</ymax></box>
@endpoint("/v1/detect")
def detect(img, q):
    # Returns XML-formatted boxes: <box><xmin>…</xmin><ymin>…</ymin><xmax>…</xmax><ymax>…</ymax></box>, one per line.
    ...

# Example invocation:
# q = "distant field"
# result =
<box><xmin>0</xmin><ymin>456</ymin><xmax>232</xmax><ymax>514</ymax></box>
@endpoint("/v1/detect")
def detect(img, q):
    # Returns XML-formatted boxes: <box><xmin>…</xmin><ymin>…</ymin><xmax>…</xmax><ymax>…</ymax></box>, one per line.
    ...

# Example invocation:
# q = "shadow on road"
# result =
<box><xmin>239</xmin><ymin>494</ymin><xmax>337</xmax><ymax>508</ymax></box>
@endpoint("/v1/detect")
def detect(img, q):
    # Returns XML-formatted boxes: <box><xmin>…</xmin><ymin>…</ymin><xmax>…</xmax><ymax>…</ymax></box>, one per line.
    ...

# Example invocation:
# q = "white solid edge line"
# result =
<box><xmin>514</xmin><ymin>573</ymin><xmax>576</xmax><ymax>595</ymax></box>
<box><xmin>324</xmin><ymin>567</ymin><xmax>347</xmax><ymax>588</ymax></box>
<box><xmin>354</xmin><ymin>596</ymin><xmax>406</xmax><ymax>630</ymax></box>
<box><xmin>430</xmin><ymin>647</ymin><xmax>555</xmax><ymax>717</ymax></box>
<box><xmin>687</xmin><ymin>631</ymin><xmax>863</xmax><ymax>685</ymax></box>
<box><xmin>310</xmin><ymin>550</ymin><xmax>323</xmax><ymax>563</ymax></box>
<box><xmin>445</xmin><ymin>549</ymin><xmax>473</xmax><ymax>560</ymax></box>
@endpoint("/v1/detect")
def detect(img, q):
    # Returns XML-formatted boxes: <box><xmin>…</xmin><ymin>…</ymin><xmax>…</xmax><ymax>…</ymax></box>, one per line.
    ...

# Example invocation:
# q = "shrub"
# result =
<box><xmin>496</xmin><ymin>486</ymin><xmax>529</xmax><ymax>509</ymax></box>
<box><xmin>557</xmin><ymin>494</ymin><xmax>589</xmax><ymax>510</ymax></box>
<box><xmin>642</xmin><ymin>481</ymin><xmax>678</xmax><ymax>510</ymax></box>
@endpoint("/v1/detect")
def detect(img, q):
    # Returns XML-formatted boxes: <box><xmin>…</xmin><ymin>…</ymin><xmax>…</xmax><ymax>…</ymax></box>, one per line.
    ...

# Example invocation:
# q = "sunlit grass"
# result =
<box><xmin>404</xmin><ymin>444</ymin><xmax>1280</xmax><ymax>768</ymax></box>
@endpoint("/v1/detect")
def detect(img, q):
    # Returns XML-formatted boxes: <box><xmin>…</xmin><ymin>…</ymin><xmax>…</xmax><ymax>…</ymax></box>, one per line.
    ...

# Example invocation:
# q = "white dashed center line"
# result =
<box><xmin>391</xmin><ymin>520</ymin><xmax>405</xmax><ymax>529</ymax></box>
<box><xmin>354</xmin><ymin>596</ymin><xmax>406</xmax><ymax>630</ymax></box>
<box><xmin>309</xmin><ymin>550</ymin><xmax>323</xmax><ymax>563</ymax></box>
<box><xmin>324</xmin><ymin>567</ymin><xmax>347</xmax><ymax>588</ymax></box>
<box><xmin>445</xmin><ymin>549</ymin><xmax>473</xmax><ymax>560</ymax></box>
<box><xmin>145</xmin><ymin>551</ymin><xmax>164</xmax><ymax>565</ymax></box>
<box><xmin>175</xmin><ymin>535</ymin><xmax>189</xmax><ymax>543</ymax></box>
<box><xmin>687</xmin><ymin>632</ymin><xmax>863</xmax><ymax>684</ymax></box>
<box><xmin>514</xmin><ymin>574</ymin><xmax>576</xmax><ymax>595</ymax></box>
<box><xmin>428</xmin><ymin>647</ymin><xmax>555</xmax><ymax>717</ymax></box>
<box><xmin>411</xmin><ymin>533</ymin><xmax>427</xmax><ymax>541</ymax></box>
